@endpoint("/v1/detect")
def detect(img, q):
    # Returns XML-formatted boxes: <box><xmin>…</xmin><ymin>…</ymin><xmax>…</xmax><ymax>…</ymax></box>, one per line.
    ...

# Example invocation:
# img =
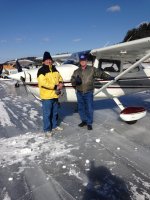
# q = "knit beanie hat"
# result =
<box><xmin>43</xmin><ymin>51</ymin><xmax>53</xmax><ymax>62</ymax></box>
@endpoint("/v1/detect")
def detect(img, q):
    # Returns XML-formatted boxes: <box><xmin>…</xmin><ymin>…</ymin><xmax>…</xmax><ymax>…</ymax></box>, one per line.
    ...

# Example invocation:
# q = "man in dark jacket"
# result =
<box><xmin>71</xmin><ymin>54</ymin><xmax>112</xmax><ymax>130</ymax></box>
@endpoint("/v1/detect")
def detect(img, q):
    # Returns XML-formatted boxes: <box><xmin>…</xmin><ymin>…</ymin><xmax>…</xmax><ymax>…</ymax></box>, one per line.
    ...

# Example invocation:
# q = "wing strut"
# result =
<box><xmin>113</xmin><ymin>97</ymin><xmax>125</xmax><ymax>111</ymax></box>
<box><xmin>94</xmin><ymin>52</ymin><xmax>150</xmax><ymax>96</ymax></box>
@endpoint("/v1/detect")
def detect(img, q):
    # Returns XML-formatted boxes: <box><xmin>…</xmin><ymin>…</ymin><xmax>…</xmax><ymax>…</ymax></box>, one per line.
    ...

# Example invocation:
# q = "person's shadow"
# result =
<box><xmin>82</xmin><ymin>161</ymin><xmax>131</xmax><ymax>200</ymax></box>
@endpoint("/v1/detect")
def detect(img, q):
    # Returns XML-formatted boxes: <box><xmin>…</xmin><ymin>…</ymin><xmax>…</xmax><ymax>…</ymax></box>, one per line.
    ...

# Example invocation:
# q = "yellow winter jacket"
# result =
<box><xmin>37</xmin><ymin>64</ymin><xmax>63</xmax><ymax>99</ymax></box>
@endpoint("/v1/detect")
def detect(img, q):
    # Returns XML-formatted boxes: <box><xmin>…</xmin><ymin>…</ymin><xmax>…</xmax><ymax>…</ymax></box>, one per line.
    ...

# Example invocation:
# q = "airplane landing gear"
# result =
<box><xmin>15</xmin><ymin>82</ymin><xmax>20</xmax><ymax>87</ymax></box>
<box><xmin>125</xmin><ymin>120</ymin><xmax>137</xmax><ymax>125</ymax></box>
<box><xmin>120</xmin><ymin>107</ymin><xmax>146</xmax><ymax>124</ymax></box>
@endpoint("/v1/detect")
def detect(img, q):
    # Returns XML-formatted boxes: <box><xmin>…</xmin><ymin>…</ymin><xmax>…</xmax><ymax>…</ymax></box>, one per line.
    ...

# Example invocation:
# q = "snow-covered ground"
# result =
<box><xmin>0</xmin><ymin>80</ymin><xmax>150</xmax><ymax>200</ymax></box>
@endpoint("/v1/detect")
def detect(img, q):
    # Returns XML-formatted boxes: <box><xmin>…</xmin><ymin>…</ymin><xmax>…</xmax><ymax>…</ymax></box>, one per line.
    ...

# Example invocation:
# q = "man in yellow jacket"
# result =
<box><xmin>37</xmin><ymin>51</ymin><xmax>63</xmax><ymax>136</ymax></box>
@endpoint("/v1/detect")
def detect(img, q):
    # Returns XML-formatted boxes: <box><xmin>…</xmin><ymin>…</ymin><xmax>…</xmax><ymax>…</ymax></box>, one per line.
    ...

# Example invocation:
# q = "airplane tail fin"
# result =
<box><xmin>16</xmin><ymin>60</ymin><xmax>22</xmax><ymax>72</ymax></box>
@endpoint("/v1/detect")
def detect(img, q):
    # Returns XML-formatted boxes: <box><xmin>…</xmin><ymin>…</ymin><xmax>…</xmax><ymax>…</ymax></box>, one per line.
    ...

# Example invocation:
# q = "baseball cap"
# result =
<box><xmin>79</xmin><ymin>54</ymin><xmax>87</xmax><ymax>61</ymax></box>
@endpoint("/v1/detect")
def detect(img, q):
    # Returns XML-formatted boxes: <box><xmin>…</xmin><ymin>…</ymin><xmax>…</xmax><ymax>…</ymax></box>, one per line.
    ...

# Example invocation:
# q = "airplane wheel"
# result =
<box><xmin>15</xmin><ymin>83</ymin><xmax>20</xmax><ymax>88</ymax></box>
<box><xmin>125</xmin><ymin>120</ymin><xmax>137</xmax><ymax>125</ymax></box>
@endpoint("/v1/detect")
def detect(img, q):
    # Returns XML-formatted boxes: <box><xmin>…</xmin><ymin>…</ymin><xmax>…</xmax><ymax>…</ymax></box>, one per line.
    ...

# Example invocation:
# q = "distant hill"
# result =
<box><xmin>122</xmin><ymin>22</ymin><xmax>150</xmax><ymax>42</ymax></box>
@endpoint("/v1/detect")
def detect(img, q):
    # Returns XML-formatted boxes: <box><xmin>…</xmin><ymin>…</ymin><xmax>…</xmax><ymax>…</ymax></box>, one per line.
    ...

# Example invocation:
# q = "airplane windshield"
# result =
<box><xmin>63</xmin><ymin>50</ymin><xmax>95</xmax><ymax>66</ymax></box>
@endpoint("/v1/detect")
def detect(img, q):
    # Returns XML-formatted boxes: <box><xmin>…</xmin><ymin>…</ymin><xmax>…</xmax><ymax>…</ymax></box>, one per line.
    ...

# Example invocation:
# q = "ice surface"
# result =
<box><xmin>0</xmin><ymin>81</ymin><xmax>150</xmax><ymax>199</ymax></box>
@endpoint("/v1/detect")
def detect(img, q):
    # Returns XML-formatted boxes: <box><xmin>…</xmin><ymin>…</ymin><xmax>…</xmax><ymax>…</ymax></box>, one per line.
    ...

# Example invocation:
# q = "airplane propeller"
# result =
<box><xmin>20</xmin><ymin>72</ymin><xmax>29</xmax><ymax>95</ymax></box>
<box><xmin>15</xmin><ymin>59</ymin><xmax>23</xmax><ymax>87</ymax></box>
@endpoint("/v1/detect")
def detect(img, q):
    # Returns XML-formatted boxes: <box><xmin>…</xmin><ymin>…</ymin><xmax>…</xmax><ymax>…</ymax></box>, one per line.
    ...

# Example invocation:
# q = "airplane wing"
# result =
<box><xmin>36</xmin><ymin>53</ymin><xmax>72</xmax><ymax>62</ymax></box>
<box><xmin>91</xmin><ymin>37</ymin><xmax>150</xmax><ymax>62</ymax></box>
<box><xmin>8</xmin><ymin>59</ymin><xmax>33</xmax><ymax>66</ymax></box>
<box><xmin>52</xmin><ymin>53</ymin><xmax>72</xmax><ymax>61</ymax></box>
<box><xmin>92</xmin><ymin>37</ymin><xmax>150</xmax><ymax>96</ymax></box>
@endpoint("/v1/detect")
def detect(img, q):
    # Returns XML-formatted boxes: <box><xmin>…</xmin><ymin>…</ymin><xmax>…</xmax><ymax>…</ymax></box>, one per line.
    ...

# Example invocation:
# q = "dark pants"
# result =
<box><xmin>76</xmin><ymin>90</ymin><xmax>93</xmax><ymax>125</ymax></box>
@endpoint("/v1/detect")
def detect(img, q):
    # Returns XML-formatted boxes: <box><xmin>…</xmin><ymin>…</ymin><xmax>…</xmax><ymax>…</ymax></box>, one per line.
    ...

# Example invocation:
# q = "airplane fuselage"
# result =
<box><xmin>8</xmin><ymin>63</ymin><xmax>150</xmax><ymax>101</ymax></box>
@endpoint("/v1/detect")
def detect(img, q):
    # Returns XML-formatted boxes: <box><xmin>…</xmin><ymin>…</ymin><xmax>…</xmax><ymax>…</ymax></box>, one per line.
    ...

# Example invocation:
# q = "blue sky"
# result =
<box><xmin>0</xmin><ymin>0</ymin><xmax>150</xmax><ymax>63</ymax></box>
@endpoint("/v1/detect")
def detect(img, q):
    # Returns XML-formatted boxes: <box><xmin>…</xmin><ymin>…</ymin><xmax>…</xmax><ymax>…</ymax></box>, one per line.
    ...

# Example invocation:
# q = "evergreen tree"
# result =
<box><xmin>122</xmin><ymin>22</ymin><xmax>150</xmax><ymax>42</ymax></box>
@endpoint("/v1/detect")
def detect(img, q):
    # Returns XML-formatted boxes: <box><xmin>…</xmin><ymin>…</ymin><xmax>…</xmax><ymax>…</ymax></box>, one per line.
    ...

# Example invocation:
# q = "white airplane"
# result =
<box><xmin>0</xmin><ymin>59</ymin><xmax>34</xmax><ymax>77</ymax></box>
<box><xmin>0</xmin><ymin>64</ymin><xmax>18</xmax><ymax>80</ymax></box>
<box><xmin>0</xmin><ymin>54</ymin><xmax>71</xmax><ymax>83</ymax></box>
<box><xmin>8</xmin><ymin>37</ymin><xmax>150</xmax><ymax>124</ymax></box>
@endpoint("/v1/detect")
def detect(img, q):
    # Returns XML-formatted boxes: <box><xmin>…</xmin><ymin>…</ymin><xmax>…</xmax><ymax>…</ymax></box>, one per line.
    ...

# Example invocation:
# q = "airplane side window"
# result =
<box><xmin>123</xmin><ymin>65</ymin><xmax>140</xmax><ymax>73</ymax></box>
<box><xmin>87</xmin><ymin>54</ymin><xmax>96</xmax><ymax>67</ymax></box>
<box><xmin>98</xmin><ymin>59</ymin><xmax>120</xmax><ymax>72</ymax></box>
<box><xmin>98</xmin><ymin>63</ymin><xmax>119</xmax><ymax>72</ymax></box>
<box><xmin>102</xmin><ymin>63</ymin><xmax>119</xmax><ymax>72</ymax></box>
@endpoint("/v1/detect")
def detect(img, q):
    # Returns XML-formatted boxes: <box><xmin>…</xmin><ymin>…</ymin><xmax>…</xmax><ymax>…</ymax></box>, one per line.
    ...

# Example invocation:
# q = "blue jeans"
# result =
<box><xmin>76</xmin><ymin>91</ymin><xmax>93</xmax><ymax>125</ymax></box>
<box><xmin>42</xmin><ymin>99</ymin><xmax>58</xmax><ymax>132</ymax></box>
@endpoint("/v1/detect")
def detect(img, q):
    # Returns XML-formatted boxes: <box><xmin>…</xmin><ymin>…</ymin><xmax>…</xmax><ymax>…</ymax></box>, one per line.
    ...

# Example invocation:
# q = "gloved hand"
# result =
<box><xmin>75</xmin><ymin>75</ymin><xmax>82</xmax><ymax>85</ymax></box>
<box><xmin>55</xmin><ymin>89</ymin><xmax>61</xmax><ymax>95</ymax></box>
